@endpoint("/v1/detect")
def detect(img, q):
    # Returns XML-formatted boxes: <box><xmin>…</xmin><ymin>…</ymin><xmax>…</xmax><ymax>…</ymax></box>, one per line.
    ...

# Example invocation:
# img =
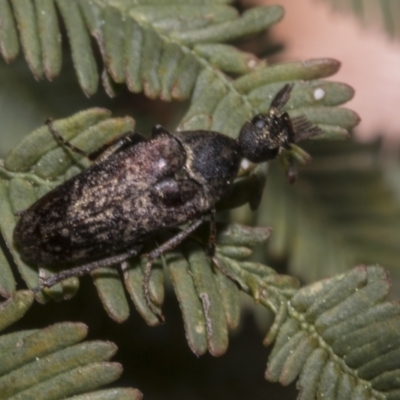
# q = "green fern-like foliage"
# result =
<box><xmin>0</xmin><ymin>0</ymin><xmax>357</xmax><ymax>139</ymax></box>
<box><xmin>2</xmin><ymin>1</ymin><xmax>399</xmax><ymax>399</ymax></box>
<box><xmin>267</xmin><ymin>265</ymin><xmax>400</xmax><ymax>400</ymax></box>
<box><xmin>0</xmin><ymin>291</ymin><xmax>142</xmax><ymax>399</ymax></box>
<box><xmin>1</xmin><ymin>0</ymin><xmax>282</xmax><ymax>96</ymax></box>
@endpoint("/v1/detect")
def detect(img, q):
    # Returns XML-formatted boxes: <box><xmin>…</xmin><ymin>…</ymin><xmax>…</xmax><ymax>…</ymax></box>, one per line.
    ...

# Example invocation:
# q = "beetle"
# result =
<box><xmin>13</xmin><ymin>84</ymin><xmax>320</xmax><ymax>317</ymax></box>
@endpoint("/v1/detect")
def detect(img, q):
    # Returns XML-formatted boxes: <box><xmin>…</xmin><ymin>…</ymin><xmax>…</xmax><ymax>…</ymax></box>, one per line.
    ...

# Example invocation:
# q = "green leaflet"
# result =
<box><xmin>35</xmin><ymin>0</ymin><xmax>62</xmax><ymax>80</ymax></box>
<box><xmin>0</xmin><ymin>291</ymin><xmax>33</xmax><ymax>332</ymax></box>
<box><xmin>10</xmin><ymin>0</ymin><xmax>43</xmax><ymax>79</ymax></box>
<box><xmin>0</xmin><ymin>296</ymin><xmax>141</xmax><ymax>398</ymax></box>
<box><xmin>0</xmin><ymin>0</ymin><xmax>19</xmax><ymax>62</ymax></box>
<box><xmin>56</xmin><ymin>0</ymin><xmax>99</xmax><ymax>96</ymax></box>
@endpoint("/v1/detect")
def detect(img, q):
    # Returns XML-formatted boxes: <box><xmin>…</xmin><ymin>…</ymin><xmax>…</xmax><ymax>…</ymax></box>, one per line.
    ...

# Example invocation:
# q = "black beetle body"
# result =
<box><xmin>13</xmin><ymin>84</ymin><xmax>320</xmax><ymax>310</ymax></box>
<box><xmin>14</xmin><ymin>131</ymin><xmax>241</xmax><ymax>266</ymax></box>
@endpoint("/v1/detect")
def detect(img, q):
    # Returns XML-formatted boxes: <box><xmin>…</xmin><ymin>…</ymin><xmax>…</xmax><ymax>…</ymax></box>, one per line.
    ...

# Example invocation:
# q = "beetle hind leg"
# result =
<box><xmin>33</xmin><ymin>245</ymin><xmax>142</xmax><ymax>293</ymax></box>
<box><xmin>142</xmin><ymin>216</ymin><xmax>206</xmax><ymax>321</ymax></box>
<box><xmin>208</xmin><ymin>208</ymin><xmax>217</xmax><ymax>256</ymax></box>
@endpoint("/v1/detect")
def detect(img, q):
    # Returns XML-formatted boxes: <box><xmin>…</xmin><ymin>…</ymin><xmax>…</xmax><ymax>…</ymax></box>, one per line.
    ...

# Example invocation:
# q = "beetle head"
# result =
<box><xmin>238</xmin><ymin>108</ymin><xmax>295</xmax><ymax>163</ymax></box>
<box><xmin>238</xmin><ymin>84</ymin><xmax>321</xmax><ymax>163</ymax></box>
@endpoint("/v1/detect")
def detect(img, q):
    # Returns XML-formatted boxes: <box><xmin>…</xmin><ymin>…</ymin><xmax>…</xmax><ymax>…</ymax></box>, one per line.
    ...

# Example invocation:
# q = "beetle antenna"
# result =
<box><xmin>270</xmin><ymin>83</ymin><xmax>294</xmax><ymax>110</ymax></box>
<box><xmin>291</xmin><ymin>115</ymin><xmax>322</xmax><ymax>142</ymax></box>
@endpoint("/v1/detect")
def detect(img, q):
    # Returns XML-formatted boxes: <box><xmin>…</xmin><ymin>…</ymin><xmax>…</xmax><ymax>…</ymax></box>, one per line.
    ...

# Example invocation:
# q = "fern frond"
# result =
<box><xmin>0</xmin><ymin>1</ymin><xmax>359</xmax><ymax>141</ymax></box>
<box><xmin>1</xmin><ymin>0</ymin><xmax>283</xmax><ymax>96</ymax></box>
<box><xmin>266</xmin><ymin>265</ymin><xmax>400</xmax><ymax>400</ymax></box>
<box><xmin>0</xmin><ymin>295</ymin><xmax>142</xmax><ymax>399</ymax></box>
<box><xmin>180</xmin><ymin>60</ymin><xmax>358</xmax><ymax>138</ymax></box>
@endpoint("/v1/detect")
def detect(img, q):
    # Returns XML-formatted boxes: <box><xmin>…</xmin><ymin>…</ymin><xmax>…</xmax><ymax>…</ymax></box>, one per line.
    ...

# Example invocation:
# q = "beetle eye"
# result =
<box><xmin>251</xmin><ymin>114</ymin><xmax>268</xmax><ymax>129</ymax></box>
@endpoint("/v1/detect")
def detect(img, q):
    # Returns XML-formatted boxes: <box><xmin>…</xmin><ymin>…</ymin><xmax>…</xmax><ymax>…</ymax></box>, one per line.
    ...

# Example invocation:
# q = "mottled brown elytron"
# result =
<box><xmin>13</xmin><ymin>84</ymin><xmax>319</xmax><ymax>316</ymax></box>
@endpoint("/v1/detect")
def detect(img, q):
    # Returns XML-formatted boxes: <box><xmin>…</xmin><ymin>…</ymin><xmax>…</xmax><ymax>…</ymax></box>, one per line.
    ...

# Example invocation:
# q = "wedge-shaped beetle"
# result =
<box><xmin>13</xmin><ymin>84</ymin><xmax>320</xmax><ymax>316</ymax></box>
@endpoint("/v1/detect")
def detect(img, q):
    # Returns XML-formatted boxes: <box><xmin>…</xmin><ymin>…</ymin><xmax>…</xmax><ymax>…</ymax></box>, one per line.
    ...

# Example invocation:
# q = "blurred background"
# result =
<box><xmin>2</xmin><ymin>1</ymin><xmax>400</xmax><ymax>399</ymax></box>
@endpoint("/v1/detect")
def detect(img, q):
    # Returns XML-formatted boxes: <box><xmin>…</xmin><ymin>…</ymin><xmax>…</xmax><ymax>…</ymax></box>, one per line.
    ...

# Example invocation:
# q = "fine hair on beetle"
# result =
<box><xmin>13</xmin><ymin>84</ymin><xmax>320</xmax><ymax>320</ymax></box>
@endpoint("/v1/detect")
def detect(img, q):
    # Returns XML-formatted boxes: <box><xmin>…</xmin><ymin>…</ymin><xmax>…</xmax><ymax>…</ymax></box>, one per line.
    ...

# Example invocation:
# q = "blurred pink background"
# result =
<box><xmin>257</xmin><ymin>0</ymin><xmax>400</xmax><ymax>141</ymax></box>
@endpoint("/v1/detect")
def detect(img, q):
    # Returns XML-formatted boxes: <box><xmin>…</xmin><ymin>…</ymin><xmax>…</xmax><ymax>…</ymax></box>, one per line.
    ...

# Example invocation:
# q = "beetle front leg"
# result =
<box><xmin>46</xmin><ymin>119</ymin><xmax>146</xmax><ymax>162</ymax></box>
<box><xmin>142</xmin><ymin>216</ymin><xmax>206</xmax><ymax>321</ymax></box>
<box><xmin>88</xmin><ymin>131</ymin><xmax>146</xmax><ymax>162</ymax></box>
<box><xmin>46</xmin><ymin>118</ymin><xmax>90</xmax><ymax>158</ymax></box>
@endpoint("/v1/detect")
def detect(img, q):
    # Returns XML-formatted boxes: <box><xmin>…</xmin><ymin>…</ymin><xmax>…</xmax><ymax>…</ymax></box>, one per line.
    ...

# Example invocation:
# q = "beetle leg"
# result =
<box><xmin>142</xmin><ymin>216</ymin><xmax>206</xmax><ymax>321</ymax></box>
<box><xmin>46</xmin><ymin>118</ymin><xmax>146</xmax><ymax>162</ymax></box>
<box><xmin>212</xmin><ymin>256</ymin><xmax>242</xmax><ymax>288</ymax></box>
<box><xmin>208</xmin><ymin>208</ymin><xmax>217</xmax><ymax>256</ymax></box>
<box><xmin>32</xmin><ymin>245</ymin><xmax>142</xmax><ymax>293</ymax></box>
<box><xmin>270</xmin><ymin>83</ymin><xmax>294</xmax><ymax>110</ymax></box>
<box><xmin>46</xmin><ymin>119</ymin><xmax>89</xmax><ymax>158</ymax></box>
<box><xmin>280</xmin><ymin>153</ymin><xmax>297</xmax><ymax>184</ymax></box>
<box><xmin>88</xmin><ymin>131</ymin><xmax>146</xmax><ymax>162</ymax></box>
<box><xmin>291</xmin><ymin>115</ymin><xmax>321</xmax><ymax>142</ymax></box>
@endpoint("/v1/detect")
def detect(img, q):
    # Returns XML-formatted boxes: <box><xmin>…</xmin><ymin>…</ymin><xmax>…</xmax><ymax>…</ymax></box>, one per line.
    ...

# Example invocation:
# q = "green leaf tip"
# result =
<box><xmin>0</xmin><ymin>291</ymin><xmax>34</xmax><ymax>333</ymax></box>
<box><xmin>66</xmin><ymin>388</ymin><xmax>143</xmax><ymax>400</ymax></box>
<box><xmin>170</xmin><ymin>5</ymin><xmax>284</xmax><ymax>45</ymax></box>
<box><xmin>234</xmin><ymin>58</ymin><xmax>341</xmax><ymax>94</ymax></box>
<box><xmin>0</xmin><ymin>0</ymin><xmax>20</xmax><ymax>62</ymax></box>
<box><xmin>0</xmin><ymin>321</ymin><xmax>142</xmax><ymax>398</ymax></box>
